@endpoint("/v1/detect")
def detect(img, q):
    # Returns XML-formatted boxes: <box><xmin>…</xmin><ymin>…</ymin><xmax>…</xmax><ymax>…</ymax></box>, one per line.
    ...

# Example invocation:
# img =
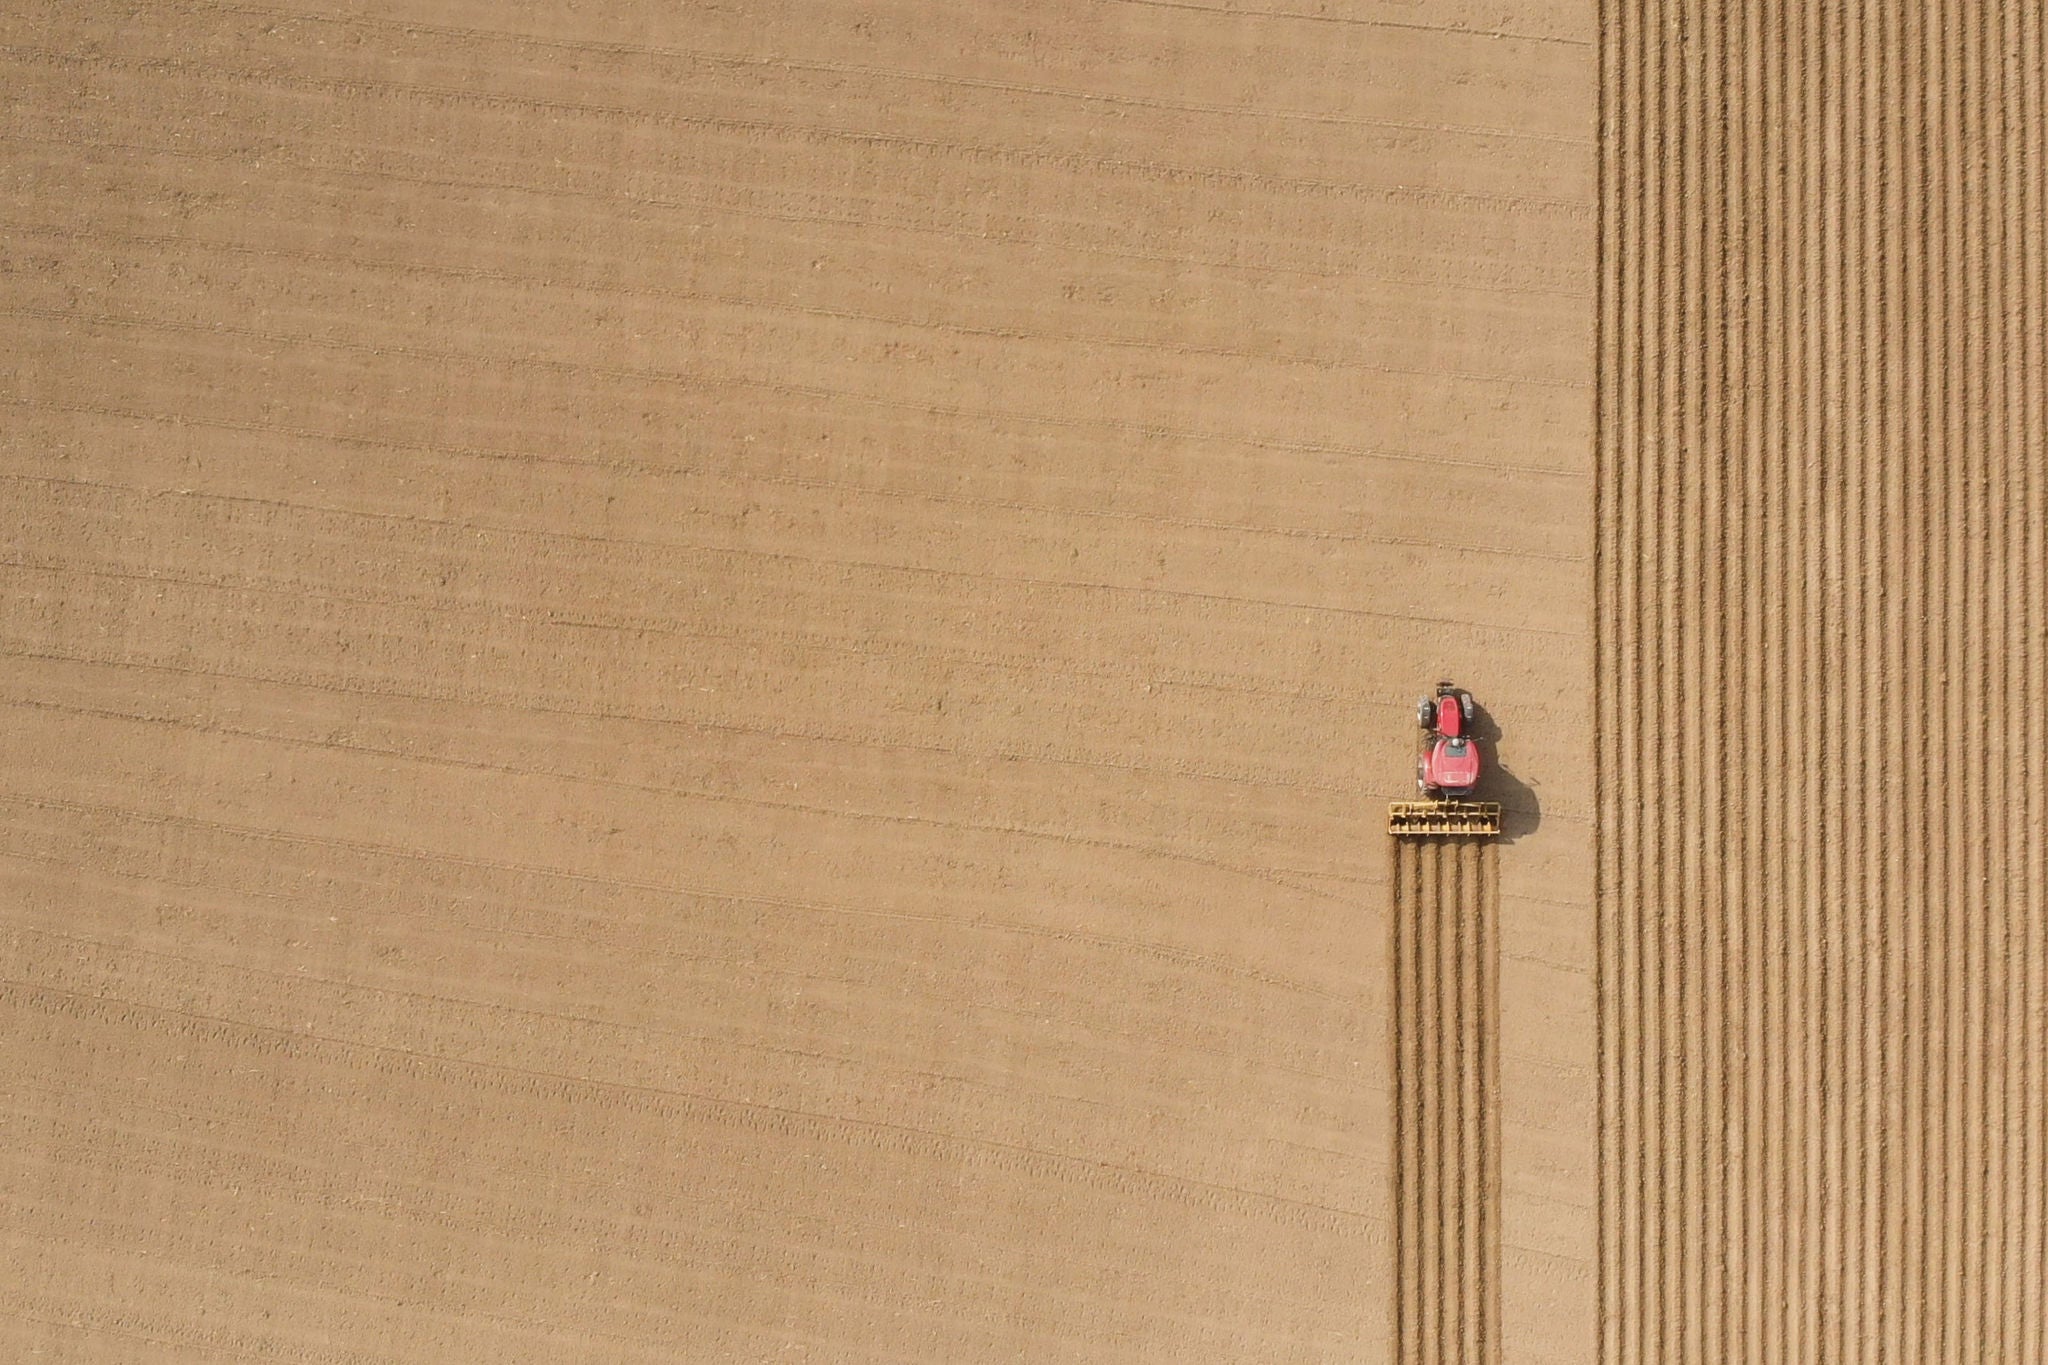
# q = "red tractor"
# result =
<box><xmin>1416</xmin><ymin>681</ymin><xmax>1481</xmax><ymax>799</ymax></box>
<box><xmin>1389</xmin><ymin>681</ymin><xmax>1500</xmax><ymax>836</ymax></box>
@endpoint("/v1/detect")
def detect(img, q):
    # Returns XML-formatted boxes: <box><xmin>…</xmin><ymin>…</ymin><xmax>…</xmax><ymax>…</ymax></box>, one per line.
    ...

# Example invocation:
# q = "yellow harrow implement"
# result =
<box><xmin>1387</xmin><ymin>800</ymin><xmax>1501</xmax><ymax>837</ymax></box>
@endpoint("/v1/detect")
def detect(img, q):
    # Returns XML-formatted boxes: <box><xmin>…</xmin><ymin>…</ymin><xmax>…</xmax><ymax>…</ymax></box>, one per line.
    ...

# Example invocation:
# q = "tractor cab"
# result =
<box><xmin>1425</xmin><ymin>735</ymin><xmax>1481</xmax><ymax>796</ymax></box>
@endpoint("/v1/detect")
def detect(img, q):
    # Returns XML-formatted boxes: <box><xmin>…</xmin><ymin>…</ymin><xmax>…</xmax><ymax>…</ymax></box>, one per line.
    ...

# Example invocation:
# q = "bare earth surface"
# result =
<box><xmin>1599</xmin><ymin>1</ymin><xmax>2048</xmax><ymax>1359</ymax></box>
<box><xmin>2</xmin><ymin>2</ymin><xmax>1594</xmax><ymax>1360</ymax></box>
<box><xmin>1390</xmin><ymin>836</ymin><xmax>1502</xmax><ymax>1365</ymax></box>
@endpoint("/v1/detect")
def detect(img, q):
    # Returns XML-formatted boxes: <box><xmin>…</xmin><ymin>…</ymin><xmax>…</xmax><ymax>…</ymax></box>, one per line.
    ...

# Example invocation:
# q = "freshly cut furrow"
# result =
<box><xmin>1390</xmin><ymin>837</ymin><xmax>1498</xmax><ymax>1365</ymax></box>
<box><xmin>1598</xmin><ymin>0</ymin><xmax>2048</xmax><ymax>1359</ymax></box>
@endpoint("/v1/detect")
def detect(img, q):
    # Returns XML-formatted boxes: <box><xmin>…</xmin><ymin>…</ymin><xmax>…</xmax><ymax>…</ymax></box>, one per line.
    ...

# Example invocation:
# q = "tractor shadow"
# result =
<box><xmin>1469</xmin><ymin>702</ymin><xmax>1542</xmax><ymax>843</ymax></box>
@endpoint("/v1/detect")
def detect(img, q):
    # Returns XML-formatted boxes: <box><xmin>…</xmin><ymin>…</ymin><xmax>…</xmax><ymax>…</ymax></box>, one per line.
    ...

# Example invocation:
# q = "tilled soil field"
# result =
<box><xmin>1598</xmin><ymin>1</ymin><xmax>2048</xmax><ymax>1360</ymax></box>
<box><xmin>2</xmin><ymin>1</ymin><xmax>1594</xmax><ymax>1361</ymax></box>
<box><xmin>1390</xmin><ymin>837</ymin><xmax>1499</xmax><ymax>1365</ymax></box>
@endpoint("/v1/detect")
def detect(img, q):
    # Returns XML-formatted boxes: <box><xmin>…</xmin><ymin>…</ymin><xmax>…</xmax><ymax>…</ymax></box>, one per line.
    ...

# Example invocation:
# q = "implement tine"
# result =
<box><xmin>1386</xmin><ymin>801</ymin><xmax>1502</xmax><ymax>838</ymax></box>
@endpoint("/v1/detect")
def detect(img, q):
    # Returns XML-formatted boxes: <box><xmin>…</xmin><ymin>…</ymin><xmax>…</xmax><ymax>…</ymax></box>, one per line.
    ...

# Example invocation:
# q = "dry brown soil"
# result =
<box><xmin>1390</xmin><ymin>837</ymin><xmax>1501</xmax><ymax>1365</ymax></box>
<box><xmin>2</xmin><ymin>2</ymin><xmax>1594</xmax><ymax>1360</ymax></box>
<box><xmin>1598</xmin><ymin>2</ymin><xmax>2048</xmax><ymax>1359</ymax></box>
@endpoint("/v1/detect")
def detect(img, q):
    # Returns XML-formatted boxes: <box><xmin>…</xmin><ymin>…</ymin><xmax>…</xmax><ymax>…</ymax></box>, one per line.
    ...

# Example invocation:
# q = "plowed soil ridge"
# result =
<box><xmin>1598</xmin><ymin>0</ymin><xmax>2048</xmax><ymax>1359</ymax></box>
<box><xmin>1391</xmin><ymin>838</ymin><xmax>1499</xmax><ymax>1365</ymax></box>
